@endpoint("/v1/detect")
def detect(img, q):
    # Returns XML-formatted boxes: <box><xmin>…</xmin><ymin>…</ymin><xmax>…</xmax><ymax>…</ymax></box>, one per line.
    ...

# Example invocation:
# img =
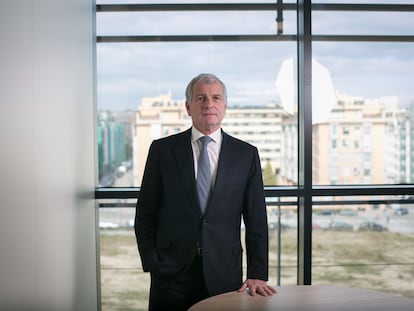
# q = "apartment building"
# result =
<box><xmin>313</xmin><ymin>93</ymin><xmax>409</xmax><ymax>185</ymax></box>
<box><xmin>133</xmin><ymin>93</ymin><xmax>191</xmax><ymax>185</ymax></box>
<box><xmin>133</xmin><ymin>93</ymin><xmax>289</xmax><ymax>185</ymax></box>
<box><xmin>134</xmin><ymin>91</ymin><xmax>411</xmax><ymax>187</ymax></box>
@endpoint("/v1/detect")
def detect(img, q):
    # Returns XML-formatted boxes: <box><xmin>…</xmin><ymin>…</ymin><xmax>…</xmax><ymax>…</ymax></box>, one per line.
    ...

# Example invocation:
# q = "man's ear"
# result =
<box><xmin>185</xmin><ymin>101</ymin><xmax>191</xmax><ymax>116</ymax></box>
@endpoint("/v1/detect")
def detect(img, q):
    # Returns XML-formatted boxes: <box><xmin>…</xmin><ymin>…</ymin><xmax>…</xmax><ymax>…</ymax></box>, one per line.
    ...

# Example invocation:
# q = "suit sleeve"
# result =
<box><xmin>134</xmin><ymin>141</ymin><xmax>161</xmax><ymax>272</ymax></box>
<box><xmin>243</xmin><ymin>147</ymin><xmax>269</xmax><ymax>281</ymax></box>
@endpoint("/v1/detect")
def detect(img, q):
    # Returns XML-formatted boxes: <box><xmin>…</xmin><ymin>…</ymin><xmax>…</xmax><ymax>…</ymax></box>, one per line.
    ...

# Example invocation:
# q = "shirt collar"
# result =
<box><xmin>191</xmin><ymin>127</ymin><xmax>222</xmax><ymax>144</ymax></box>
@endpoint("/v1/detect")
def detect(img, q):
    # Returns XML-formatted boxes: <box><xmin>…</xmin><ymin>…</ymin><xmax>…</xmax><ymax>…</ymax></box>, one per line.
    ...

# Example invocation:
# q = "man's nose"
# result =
<box><xmin>204</xmin><ymin>97</ymin><xmax>213</xmax><ymax>107</ymax></box>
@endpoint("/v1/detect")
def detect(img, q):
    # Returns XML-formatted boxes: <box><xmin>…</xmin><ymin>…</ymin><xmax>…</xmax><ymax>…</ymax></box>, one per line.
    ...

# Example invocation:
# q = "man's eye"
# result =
<box><xmin>196</xmin><ymin>96</ymin><xmax>204</xmax><ymax>101</ymax></box>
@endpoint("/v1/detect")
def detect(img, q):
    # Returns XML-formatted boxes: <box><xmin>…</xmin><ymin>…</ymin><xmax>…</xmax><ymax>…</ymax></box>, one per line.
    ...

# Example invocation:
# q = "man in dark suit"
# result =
<box><xmin>135</xmin><ymin>73</ymin><xmax>276</xmax><ymax>311</ymax></box>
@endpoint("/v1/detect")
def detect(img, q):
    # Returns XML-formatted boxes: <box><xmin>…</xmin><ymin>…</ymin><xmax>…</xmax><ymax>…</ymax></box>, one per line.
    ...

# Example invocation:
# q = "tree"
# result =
<box><xmin>263</xmin><ymin>160</ymin><xmax>277</xmax><ymax>186</ymax></box>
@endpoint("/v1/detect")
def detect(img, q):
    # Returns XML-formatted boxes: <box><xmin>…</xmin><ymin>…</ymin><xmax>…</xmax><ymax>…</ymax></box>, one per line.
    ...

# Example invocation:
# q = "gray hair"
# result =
<box><xmin>185</xmin><ymin>73</ymin><xmax>227</xmax><ymax>103</ymax></box>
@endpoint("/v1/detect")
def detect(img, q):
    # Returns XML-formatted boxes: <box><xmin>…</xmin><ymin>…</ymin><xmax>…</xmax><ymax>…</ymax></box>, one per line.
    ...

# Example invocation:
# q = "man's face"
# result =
<box><xmin>186</xmin><ymin>80</ymin><xmax>227</xmax><ymax>134</ymax></box>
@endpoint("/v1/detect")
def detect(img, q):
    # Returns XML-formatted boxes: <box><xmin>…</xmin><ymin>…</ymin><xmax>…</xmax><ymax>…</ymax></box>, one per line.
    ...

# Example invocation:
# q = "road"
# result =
<box><xmin>102</xmin><ymin>169</ymin><xmax>414</xmax><ymax>235</ymax></box>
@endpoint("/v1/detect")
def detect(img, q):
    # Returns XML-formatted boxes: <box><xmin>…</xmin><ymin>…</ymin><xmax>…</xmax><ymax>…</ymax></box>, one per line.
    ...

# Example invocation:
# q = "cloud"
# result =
<box><xmin>96</xmin><ymin>3</ymin><xmax>414</xmax><ymax>110</ymax></box>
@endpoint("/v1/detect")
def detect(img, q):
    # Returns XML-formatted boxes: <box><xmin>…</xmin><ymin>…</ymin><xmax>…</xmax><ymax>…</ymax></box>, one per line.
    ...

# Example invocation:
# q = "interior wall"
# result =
<box><xmin>0</xmin><ymin>0</ymin><xmax>98</xmax><ymax>310</ymax></box>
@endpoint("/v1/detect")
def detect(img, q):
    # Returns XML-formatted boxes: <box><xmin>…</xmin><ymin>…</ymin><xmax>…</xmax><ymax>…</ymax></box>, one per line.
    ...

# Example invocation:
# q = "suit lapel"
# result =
<box><xmin>173</xmin><ymin>129</ymin><xmax>201</xmax><ymax>214</ymax></box>
<box><xmin>208</xmin><ymin>133</ymin><xmax>236</xmax><ymax>211</ymax></box>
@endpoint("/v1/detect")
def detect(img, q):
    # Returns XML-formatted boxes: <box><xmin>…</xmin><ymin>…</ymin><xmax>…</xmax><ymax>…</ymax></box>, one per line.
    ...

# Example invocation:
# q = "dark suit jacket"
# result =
<box><xmin>135</xmin><ymin>128</ymin><xmax>269</xmax><ymax>296</ymax></box>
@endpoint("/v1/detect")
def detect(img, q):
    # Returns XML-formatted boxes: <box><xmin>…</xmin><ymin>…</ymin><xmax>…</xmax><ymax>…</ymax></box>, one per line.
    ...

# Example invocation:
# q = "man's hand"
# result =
<box><xmin>238</xmin><ymin>279</ymin><xmax>277</xmax><ymax>296</ymax></box>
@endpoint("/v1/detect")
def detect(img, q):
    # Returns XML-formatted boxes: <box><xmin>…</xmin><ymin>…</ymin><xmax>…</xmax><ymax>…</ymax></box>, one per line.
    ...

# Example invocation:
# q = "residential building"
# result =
<box><xmin>133</xmin><ymin>93</ymin><xmax>289</xmax><ymax>186</ymax></box>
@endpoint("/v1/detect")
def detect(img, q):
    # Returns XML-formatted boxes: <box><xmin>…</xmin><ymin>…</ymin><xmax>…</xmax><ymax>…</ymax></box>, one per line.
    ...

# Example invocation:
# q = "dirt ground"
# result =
<box><xmin>100</xmin><ymin>229</ymin><xmax>414</xmax><ymax>311</ymax></box>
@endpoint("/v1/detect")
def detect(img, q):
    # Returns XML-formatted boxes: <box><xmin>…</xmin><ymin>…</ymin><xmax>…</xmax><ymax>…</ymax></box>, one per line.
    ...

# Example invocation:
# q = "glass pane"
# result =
<box><xmin>266</xmin><ymin>200</ymin><xmax>298</xmax><ymax>286</ymax></box>
<box><xmin>99</xmin><ymin>207</ymin><xmax>149</xmax><ymax>311</ymax></box>
<box><xmin>313</xmin><ymin>11</ymin><xmax>414</xmax><ymax>36</ymax></box>
<box><xmin>312</xmin><ymin>199</ymin><xmax>414</xmax><ymax>299</ymax></box>
<box><xmin>98</xmin><ymin>200</ymin><xmax>298</xmax><ymax>310</ymax></box>
<box><xmin>97</xmin><ymin>41</ymin><xmax>297</xmax><ymax>187</ymax></box>
<box><xmin>311</xmin><ymin>3</ymin><xmax>414</xmax><ymax>300</ymax></box>
<box><xmin>97</xmin><ymin>11</ymin><xmax>297</xmax><ymax>36</ymax></box>
<box><xmin>312</xmin><ymin>3</ymin><xmax>414</xmax><ymax>185</ymax></box>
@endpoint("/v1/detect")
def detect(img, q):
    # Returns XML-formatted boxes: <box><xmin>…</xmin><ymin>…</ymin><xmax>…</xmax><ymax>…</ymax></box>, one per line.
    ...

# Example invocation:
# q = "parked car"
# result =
<box><xmin>99</xmin><ymin>221</ymin><xmax>120</xmax><ymax>229</ymax></box>
<box><xmin>127</xmin><ymin>218</ymin><xmax>135</xmax><ymax>227</ymax></box>
<box><xmin>99</xmin><ymin>174</ymin><xmax>115</xmax><ymax>187</ymax></box>
<box><xmin>329</xmin><ymin>221</ymin><xmax>353</xmax><ymax>231</ymax></box>
<box><xmin>358</xmin><ymin>221</ymin><xmax>387</xmax><ymax>232</ymax></box>
<box><xmin>268</xmin><ymin>222</ymin><xmax>291</xmax><ymax>231</ymax></box>
<box><xmin>312</xmin><ymin>223</ymin><xmax>322</xmax><ymax>230</ymax></box>
<box><xmin>316</xmin><ymin>210</ymin><xmax>335</xmax><ymax>216</ymax></box>
<box><xmin>394</xmin><ymin>207</ymin><xmax>409</xmax><ymax>216</ymax></box>
<box><xmin>339</xmin><ymin>209</ymin><xmax>358</xmax><ymax>216</ymax></box>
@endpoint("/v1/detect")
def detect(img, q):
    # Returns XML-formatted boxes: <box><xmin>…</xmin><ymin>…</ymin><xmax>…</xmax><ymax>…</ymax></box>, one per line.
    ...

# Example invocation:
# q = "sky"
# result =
<box><xmin>96</xmin><ymin>1</ymin><xmax>414</xmax><ymax>111</ymax></box>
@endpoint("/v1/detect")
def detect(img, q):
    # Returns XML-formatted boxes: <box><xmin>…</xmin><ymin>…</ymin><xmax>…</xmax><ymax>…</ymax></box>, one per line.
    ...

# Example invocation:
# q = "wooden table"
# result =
<box><xmin>188</xmin><ymin>285</ymin><xmax>414</xmax><ymax>311</ymax></box>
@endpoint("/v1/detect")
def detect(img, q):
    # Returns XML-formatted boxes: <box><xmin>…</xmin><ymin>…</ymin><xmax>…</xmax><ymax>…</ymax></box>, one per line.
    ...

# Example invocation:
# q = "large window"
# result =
<box><xmin>96</xmin><ymin>1</ymin><xmax>414</xmax><ymax>310</ymax></box>
<box><xmin>310</xmin><ymin>1</ymin><xmax>414</xmax><ymax>298</ymax></box>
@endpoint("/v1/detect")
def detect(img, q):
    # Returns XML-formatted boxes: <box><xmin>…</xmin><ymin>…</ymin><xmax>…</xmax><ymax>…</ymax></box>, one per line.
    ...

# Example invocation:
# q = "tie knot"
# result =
<box><xmin>199</xmin><ymin>136</ymin><xmax>212</xmax><ymax>146</ymax></box>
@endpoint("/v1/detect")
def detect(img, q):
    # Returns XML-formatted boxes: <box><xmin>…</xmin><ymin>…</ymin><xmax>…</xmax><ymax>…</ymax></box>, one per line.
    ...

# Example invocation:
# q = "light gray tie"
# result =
<box><xmin>197</xmin><ymin>136</ymin><xmax>212</xmax><ymax>213</ymax></box>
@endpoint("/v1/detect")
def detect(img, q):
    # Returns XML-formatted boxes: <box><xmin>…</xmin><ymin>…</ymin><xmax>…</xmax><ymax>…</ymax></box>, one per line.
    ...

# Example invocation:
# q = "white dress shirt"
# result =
<box><xmin>191</xmin><ymin>127</ymin><xmax>222</xmax><ymax>187</ymax></box>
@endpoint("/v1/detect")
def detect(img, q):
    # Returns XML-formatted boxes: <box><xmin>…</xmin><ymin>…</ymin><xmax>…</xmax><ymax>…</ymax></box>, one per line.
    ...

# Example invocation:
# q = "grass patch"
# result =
<box><xmin>100</xmin><ymin>229</ymin><xmax>414</xmax><ymax>310</ymax></box>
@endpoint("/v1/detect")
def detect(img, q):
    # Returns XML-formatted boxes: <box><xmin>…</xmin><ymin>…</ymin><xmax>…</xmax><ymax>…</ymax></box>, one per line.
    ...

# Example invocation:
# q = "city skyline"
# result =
<box><xmin>97</xmin><ymin>87</ymin><xmax>413</xmax><ymax>187</ymax></box>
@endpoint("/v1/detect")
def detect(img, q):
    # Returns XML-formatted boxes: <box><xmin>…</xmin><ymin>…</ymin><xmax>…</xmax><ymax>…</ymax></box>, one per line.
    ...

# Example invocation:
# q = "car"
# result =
<box><xmin>268</xmin><ymin>222</ymin><xmax>291</xmax><ymax>231</ymax></box>
<box><xmin>99</xmin><ymin>221</ymin><xmax>120</xmax><ymax>229</ymax></box>
<box><xmin>329</xmin><ymin>221</ymin><xmax>353</xmax><ymax>231</ymax></box>
<box><xmin>312</xmin><ymin>223</ymin><xmax>322</xmax><ymax>230</ymax></box>
<box><xmin>99</xmin><ymin>174</ymin><xmax>115</xmax><ymax>187</ymax></box>
<box><xmin>339</xmin><ymin>209</ymin><xmax>358</xmax><ymax>216</ymax></box>
<box><xmin>316</xmin><ymin>210</ymin><xmax>335</xmax><ymax>216</ymax></box>
<box><xmin>358</xmin><ymin>222</ymin><xmax>387</xmax><ymax>232</ymax></box>
<box><xmin>127</xmin><ymin>218</ymin><xmax>135</xmax><ymax>227</ymax></box>
<box><xmin>394</xmin><ymin>207</ymin><xmax>408</xmax><ymax>216</ymax></box>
